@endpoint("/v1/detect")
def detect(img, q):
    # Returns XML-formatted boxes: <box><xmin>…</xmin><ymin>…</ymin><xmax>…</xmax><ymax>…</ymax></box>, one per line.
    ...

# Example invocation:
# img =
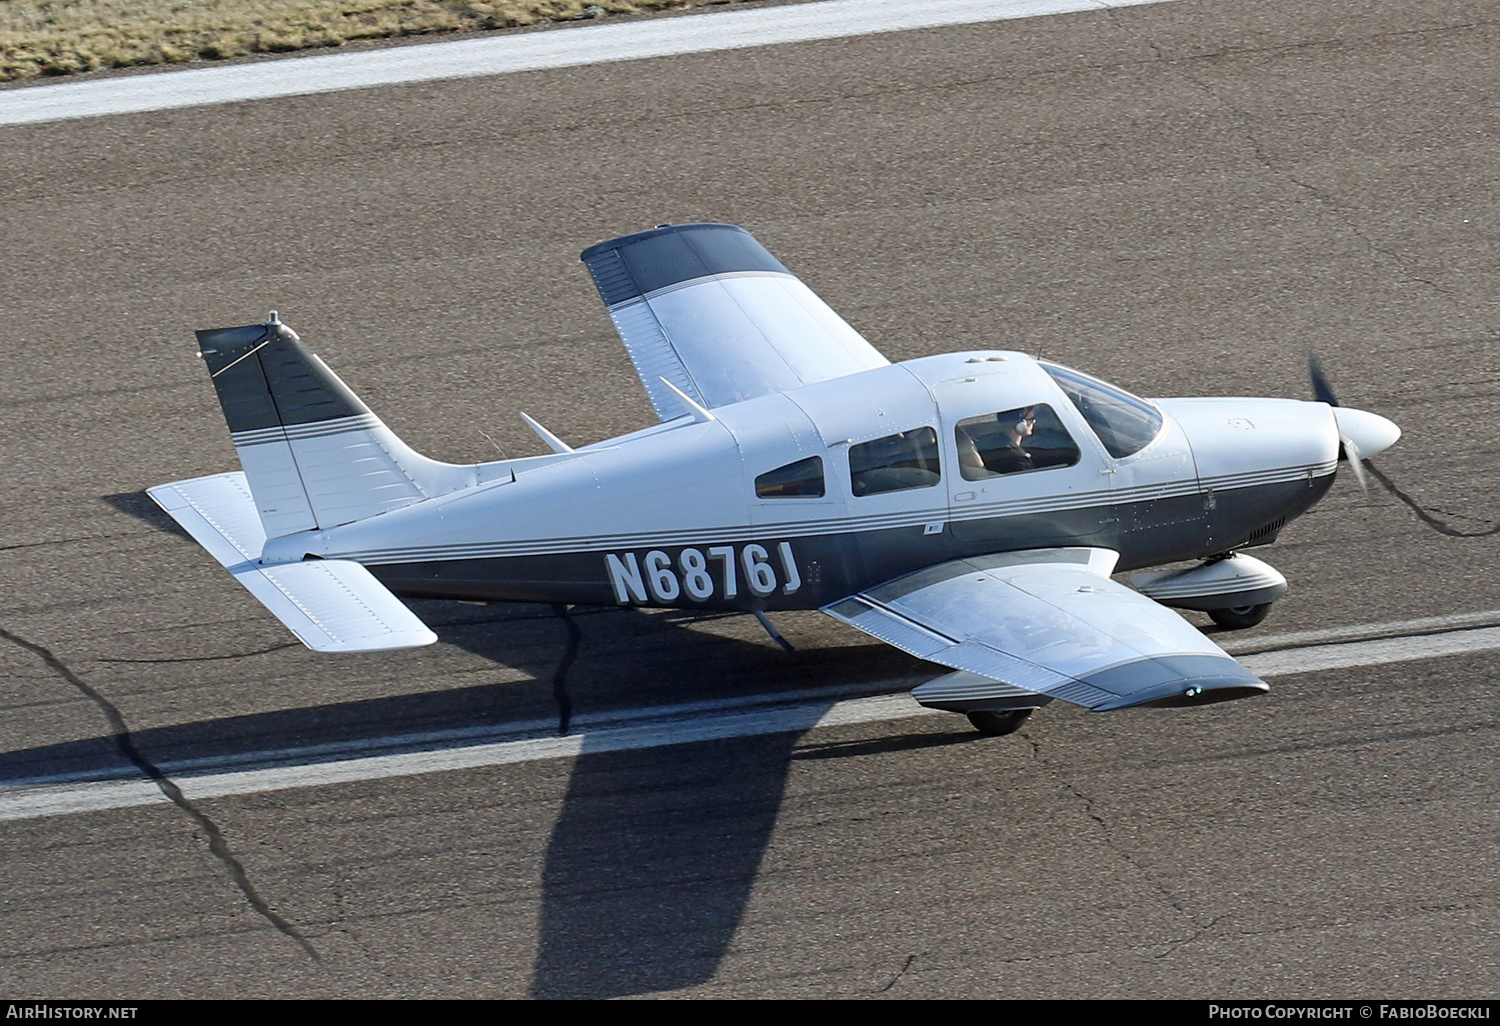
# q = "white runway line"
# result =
<box><xmin>1240</xmin><ymin>626</ymin><xmax>1500</xmax><ymax>678</ymax></box>
<box><xmin>0</xmin><ymin>692</ymin><xmax>926</xmax><ymax>821</ymax></box>
<box><xmin>1220</xmin><ymin>608</ymin><xmax>1500</xmax><ymax>655</ymax></box>
<box><xmin>4</xmin><ymin>614</ymin><xmax>1500</xmax><ymax>823</ymax></box>
<box><xmin>0</xmin><ymin>0</ymin><xmax>1174</xmax><ymax>127</ymax></box>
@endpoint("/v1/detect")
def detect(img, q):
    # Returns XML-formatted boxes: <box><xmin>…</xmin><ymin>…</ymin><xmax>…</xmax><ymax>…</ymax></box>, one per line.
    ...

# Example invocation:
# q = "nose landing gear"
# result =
<box><xmin>1208</xmin><ymin>603</ymin><xmax>1274</xmax><ymax>629</ymax></box>
<box><xmin>1129</xmin><ymin>552</ymin><xmax>1287</xmax><ymax>631</ymax></box>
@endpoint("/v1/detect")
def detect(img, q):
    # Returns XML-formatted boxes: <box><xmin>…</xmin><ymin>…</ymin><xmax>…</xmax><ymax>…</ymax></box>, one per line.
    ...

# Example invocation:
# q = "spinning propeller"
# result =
<box><xmin>1308</xmin><ymin>355</ymin><xmax>1401</xmax><ymax>492</ymax></box>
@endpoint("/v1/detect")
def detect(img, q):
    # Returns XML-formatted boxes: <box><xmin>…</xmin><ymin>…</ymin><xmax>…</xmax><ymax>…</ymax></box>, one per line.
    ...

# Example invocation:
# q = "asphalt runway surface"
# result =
<box><xmin>2</xmin><ymin>0</ymin><xmax>1498</xmax><ymax>999</ymax></box>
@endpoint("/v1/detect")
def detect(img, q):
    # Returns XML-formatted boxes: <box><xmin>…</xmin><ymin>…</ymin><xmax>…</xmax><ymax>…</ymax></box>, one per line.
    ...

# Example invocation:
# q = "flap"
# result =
<box><xmin>148</xmin><ymin>473</ymin><xmax>437</xmax><ymax>652</ymax></box>
<box><xmin>824</xmin><ymin>548</ymin><xmax>1267</xmax><ymax>711</ymax></box>
<box><xmin>581</xmin><ymin>223</ymin><xmax>889</xmax><ymax>420</ymax></box>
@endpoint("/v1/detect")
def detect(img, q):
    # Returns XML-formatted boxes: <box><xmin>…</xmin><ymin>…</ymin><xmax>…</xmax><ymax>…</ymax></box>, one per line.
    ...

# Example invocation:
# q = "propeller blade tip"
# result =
<box><xmin>1308</xmin><ymin>353</ymin><xmax>1339</xmax><ymax>407</ymax></box>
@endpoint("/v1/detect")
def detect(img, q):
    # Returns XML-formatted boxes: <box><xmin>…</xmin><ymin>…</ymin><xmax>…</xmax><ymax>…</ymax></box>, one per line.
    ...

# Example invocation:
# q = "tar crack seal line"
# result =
<box><xmin>95</xmin><ymin>642</ymin><xmax>300</xmax><ymax>664</ymax></box>
<box><xmin>550</xmin><ymin>604</ymin><xmax>580</xmax><ymax>736</ymax></box>
<box><xmin>0</xmin><ymin>626</ymin><xmax>320</xmax><ymax>960</ymax></box>
<box><xmin>1367</xmin><ymin>461</ymin><xmax>1500</xmax><ymax>538</ymax></box>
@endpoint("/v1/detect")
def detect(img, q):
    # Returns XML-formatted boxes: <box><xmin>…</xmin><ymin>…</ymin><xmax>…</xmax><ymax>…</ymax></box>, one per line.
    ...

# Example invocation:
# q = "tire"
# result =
<box><xmin>1208</xmin><ymin>603</ymin><xmax>1273</xmax><ymax>629</ymax></box>
<box><xmin>966</xmin><ymin>709</ymin><xmax>1033</xmax><ymax>736</ymax></box>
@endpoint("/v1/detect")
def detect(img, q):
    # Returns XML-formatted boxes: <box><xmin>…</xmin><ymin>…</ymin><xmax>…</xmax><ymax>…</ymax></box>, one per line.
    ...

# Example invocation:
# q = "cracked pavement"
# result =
<box><xmin>0</xmin><ymin>627</ymin><xmax>320</xmax><ymax>960</ymax></box>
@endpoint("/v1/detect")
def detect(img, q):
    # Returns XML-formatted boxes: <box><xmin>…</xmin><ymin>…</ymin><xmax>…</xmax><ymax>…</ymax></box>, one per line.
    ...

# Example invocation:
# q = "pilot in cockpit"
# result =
<box><xmin>993</xmin><ymin>407</ymin><xmax>1037</xmax><ymax>472</ymax></box>
<box><xmin>957</xmin><ymin>406</ymin><xmax>1038</xmax><ymax>479</ymax></box>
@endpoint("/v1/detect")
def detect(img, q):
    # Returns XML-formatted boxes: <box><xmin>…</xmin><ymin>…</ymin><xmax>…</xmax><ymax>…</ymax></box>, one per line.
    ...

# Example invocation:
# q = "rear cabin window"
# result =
<box><xmin>849</xmin><ymin>427</ymin><xmax>942</xmax><ymax>496</ymax></box>
<box><xmin>954</xmin><ymin>404</ymin><xmax>1081</xmax><ymax>481</ymax></box>
<box><xmin>756</xmin><ymin>456</ymin><xmax>825</xmax><ymax>498</ymax></box>
<box><xmin>1040</xmin><ymin>361</ymin><xmax>1163</xmax><ymax>459</ymax></box>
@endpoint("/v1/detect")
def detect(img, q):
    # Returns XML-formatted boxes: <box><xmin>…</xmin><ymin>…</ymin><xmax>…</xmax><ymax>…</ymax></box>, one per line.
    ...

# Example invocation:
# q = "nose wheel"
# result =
<box><xmin>1208</xmin><ymin>603</ymin><xmax>1273</xmax><ymax>629</ymax></box>
<box><xmin>966</xmin><ymin>709</ymin><xmax>1034</xmax><ymax>736</ymax></box>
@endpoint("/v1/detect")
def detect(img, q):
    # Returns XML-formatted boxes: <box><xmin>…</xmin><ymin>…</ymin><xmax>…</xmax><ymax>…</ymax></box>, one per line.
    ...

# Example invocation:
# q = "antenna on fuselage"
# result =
<box><xmin>519</xmin><ymin>412</ymin><xmax>574</xmax><ymax>454</ymax></box>
<box><xmin>658</xmin><ymin>378</ymin><xmax>717</xmax><ymax>424</ymax></box>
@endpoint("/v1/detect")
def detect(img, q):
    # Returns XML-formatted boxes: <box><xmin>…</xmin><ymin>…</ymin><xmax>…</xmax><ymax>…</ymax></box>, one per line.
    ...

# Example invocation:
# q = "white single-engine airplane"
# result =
<box><xmin>150</xmin><ymin>223</ymin><xmax>1400</xmax><ymax>735</ymax></box>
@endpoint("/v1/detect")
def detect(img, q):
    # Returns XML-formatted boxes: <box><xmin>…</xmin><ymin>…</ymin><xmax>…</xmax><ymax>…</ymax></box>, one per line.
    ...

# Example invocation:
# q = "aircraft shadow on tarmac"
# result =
<box><xmin>9</xmin><ymin>611</ymin><xmax>944</xmax><ymax>998</ymax></box>
<box><xmin>101</xmin><ymin>490</ymin><xmax>192</xmax><ymax>541</ymax></box>
<box><xmin>50</xmin><ymin>494</ymin><xmax>958</xmax><ymax>997</ymax></box>
<box><xmin>458</xmin><ymin>612</ymin><xmax>959</xmax><ymax>999</ymax></box>
<box><xmin>418</xmin><ymin>606</ymin><xmax>950</xmax><ymax>998</ymax></box>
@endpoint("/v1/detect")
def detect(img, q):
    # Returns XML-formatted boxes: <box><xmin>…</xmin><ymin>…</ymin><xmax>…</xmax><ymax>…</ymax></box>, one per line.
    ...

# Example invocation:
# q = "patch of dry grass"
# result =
<box><xmin>0</xmin><ymin>0</ymin><xmax>736</xmax><ymax>81</ymax></box>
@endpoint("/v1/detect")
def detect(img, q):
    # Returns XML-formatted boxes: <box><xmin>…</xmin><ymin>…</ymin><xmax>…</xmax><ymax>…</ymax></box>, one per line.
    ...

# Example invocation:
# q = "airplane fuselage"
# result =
<box><xmin>283</xmin><ymin>352</ymin><xmax>1340</xmax><ymax>611</ymax></box>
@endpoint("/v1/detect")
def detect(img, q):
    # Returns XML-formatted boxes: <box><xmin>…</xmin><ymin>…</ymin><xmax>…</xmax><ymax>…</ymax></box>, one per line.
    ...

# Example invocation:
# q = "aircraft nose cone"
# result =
<box><xmin>1332</xmin><ymin>407</ymin><xmax>1401</xmax><ymax>458</ymax></box>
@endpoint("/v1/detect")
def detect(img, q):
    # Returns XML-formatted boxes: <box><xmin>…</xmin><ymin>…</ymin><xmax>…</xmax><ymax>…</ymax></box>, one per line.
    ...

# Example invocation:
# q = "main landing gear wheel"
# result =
<box><xmin>1209</xmin><ymin>603</ymin><xmax>1273</xmax><ymax>629</ymax></box>
<box><xmin>966</xmin><ymin>709</ymin><xmax>1034</xmax><ymax>736</ymax></box>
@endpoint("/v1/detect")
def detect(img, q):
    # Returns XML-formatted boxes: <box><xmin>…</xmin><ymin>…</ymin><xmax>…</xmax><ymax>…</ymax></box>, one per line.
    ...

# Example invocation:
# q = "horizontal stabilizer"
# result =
<box><xmin>148</xmin><ymin>473</ymin><xmax>437</xmax><ymax>652</ymax></box>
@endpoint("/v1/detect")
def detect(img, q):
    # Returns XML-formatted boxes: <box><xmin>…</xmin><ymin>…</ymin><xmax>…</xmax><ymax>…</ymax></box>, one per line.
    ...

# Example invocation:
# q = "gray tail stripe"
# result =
<box><xmin>232</xmin><ymin>414</ymin><xmax>383</xmax><ymax>446</ymax></box>
<box><xmin>197</xmin><ymin>322</ymin><xmax>368</xmax><ymax>435</ymax></box>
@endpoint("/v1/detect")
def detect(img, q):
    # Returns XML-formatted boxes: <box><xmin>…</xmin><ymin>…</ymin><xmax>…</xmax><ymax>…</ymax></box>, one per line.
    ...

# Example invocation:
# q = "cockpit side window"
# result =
<box><xmin>756</xmin><ymin>456</ymin><xmax>825</xmax><ymax>498</ymax></box>
<box><xmin>954</xmin><ymin>404</ymin><xmax>1080</xmax><ymax>481</ymax></box>
<box><xmin>1040</xmin><ymin>361</ymin><xmax>1163</xmax><ymax>459</ymax></box>
<box><xmin>849</xmin><ymin>427</ymin><xmax>941</xmax><ymax>496</ymax></box>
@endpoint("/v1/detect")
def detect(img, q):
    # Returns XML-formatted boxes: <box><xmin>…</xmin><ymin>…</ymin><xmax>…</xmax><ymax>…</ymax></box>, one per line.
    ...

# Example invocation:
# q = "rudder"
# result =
<box><xmin>197</xmin><ymin>313</ymin><xmax>475</xmax><ymax>538</ymax></box>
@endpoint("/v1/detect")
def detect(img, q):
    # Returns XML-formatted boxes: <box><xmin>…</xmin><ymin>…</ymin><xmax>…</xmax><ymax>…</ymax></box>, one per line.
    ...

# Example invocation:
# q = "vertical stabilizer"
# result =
<box><xmin>196</xmin><ymin>314</ymin><xmax>476</xmax><ymax>538</ymax></box>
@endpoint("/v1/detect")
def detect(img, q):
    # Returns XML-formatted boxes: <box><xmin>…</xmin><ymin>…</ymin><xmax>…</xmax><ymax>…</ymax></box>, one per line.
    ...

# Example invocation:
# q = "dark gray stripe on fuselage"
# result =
<box><xmin>1208</xmin><ymin>471</ymin><xmax>1332</xmax><ymax>551</ymax></box>
<box><xmin>197</xmin><ymin>322</ymin><xmax>368</xmax><ymax>434</ymax></box>
<box><xmin>363</xmin><ymin>474</ymin><xmax>1331</xmax><ymax>609</ymax></box>
<box><xmin>581</xmin><ymin>223</ymin><xmax>789</xmax><ymax>305</ymax></box>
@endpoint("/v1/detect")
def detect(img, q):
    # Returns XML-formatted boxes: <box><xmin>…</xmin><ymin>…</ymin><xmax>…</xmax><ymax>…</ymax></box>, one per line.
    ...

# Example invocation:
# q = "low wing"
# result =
<box><xmin>148</xmin><ymin>473</ymin><xmax>437</xmax><ymax>653</ymax></box>
<box><xmin>581</xmin><ymin>223</ymin><xmax>889</xmax><ymax>420</ymax></box>
<box><xmin>824</xmin><ymin>548</ymin><xmax>1267</xmax><ymax>711</ymax></box>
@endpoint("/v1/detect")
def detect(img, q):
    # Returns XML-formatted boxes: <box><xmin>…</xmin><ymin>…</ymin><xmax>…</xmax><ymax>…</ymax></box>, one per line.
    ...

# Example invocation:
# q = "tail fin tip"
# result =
<box><xmin>194</xmin><ymin>315</ymin><xmax>475</xmax><ymax>538</ymax></box>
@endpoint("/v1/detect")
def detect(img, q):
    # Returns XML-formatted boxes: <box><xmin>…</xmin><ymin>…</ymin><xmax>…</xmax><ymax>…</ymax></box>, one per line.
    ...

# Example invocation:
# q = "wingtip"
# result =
<box><xmin>1092</xmin><ymin>679</ymin><xmax>1270</xmax><ymax>711</ymax></box>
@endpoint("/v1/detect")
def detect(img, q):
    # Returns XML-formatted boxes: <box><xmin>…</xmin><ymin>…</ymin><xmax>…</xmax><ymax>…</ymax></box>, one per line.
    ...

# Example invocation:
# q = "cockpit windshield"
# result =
<box><xmin>1040</xmin><ymin>362</ymin><xmax>1163</xmax><ymax>459</ymax></box>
